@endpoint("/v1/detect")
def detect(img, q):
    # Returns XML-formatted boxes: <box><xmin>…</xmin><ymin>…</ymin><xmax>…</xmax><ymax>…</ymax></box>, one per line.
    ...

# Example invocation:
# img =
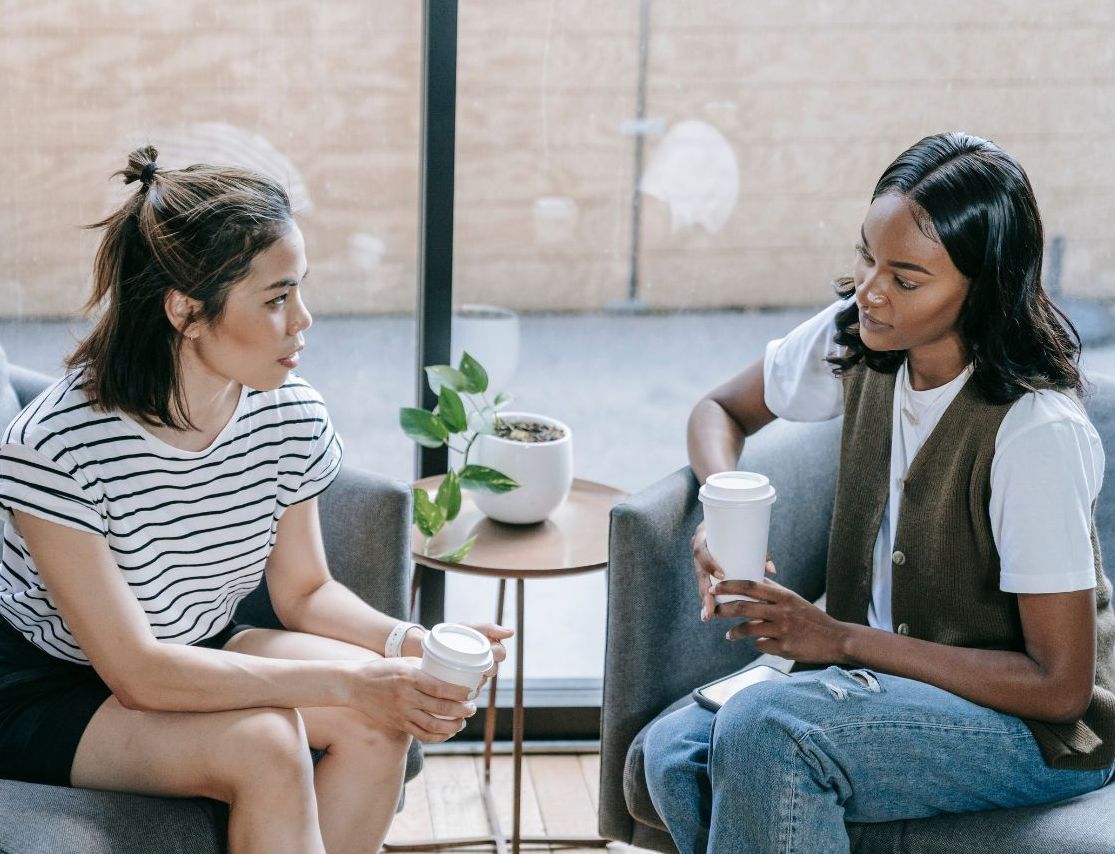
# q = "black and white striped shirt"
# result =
<box><xmin>0</xmin><ymin>373</ymin><xmax>343</xmax><ymax>663</ymax></box>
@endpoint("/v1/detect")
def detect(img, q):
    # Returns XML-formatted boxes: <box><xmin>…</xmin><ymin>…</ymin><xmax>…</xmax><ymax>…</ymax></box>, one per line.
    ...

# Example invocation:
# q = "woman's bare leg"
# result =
<box><xmin>223</xmin><ymin>628</ymin><xmax>415</xmax><ymax>854</ymax></box>
<box><xmin>71</xmin><ymin>699</ymin><xmax>325</xmax><ymax>854</ymax></box>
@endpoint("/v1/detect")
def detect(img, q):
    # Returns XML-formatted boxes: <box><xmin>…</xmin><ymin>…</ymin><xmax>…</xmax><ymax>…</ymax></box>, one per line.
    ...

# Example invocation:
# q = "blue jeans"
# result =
<box><xmin>643</xmin><ymin>666</ymin><xmax>1115</xmax><ymax>854</ymax></box>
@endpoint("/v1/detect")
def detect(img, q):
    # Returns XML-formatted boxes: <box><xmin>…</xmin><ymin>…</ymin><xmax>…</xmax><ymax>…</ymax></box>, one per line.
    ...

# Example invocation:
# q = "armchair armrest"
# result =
<box><xmin>317</xmin><ymin>467</ymin><xmax>413</xmax><ymax>620</ymax></box>
<box><xmin>599</xmin><ymin>417</ymin><xmax>842</xmax><ymax>844</ymax></box>
<box><xmin>233</xmin><ymin>466</ymin><xmax>413</xmax><ymax>628</ymax></box>
<box><xmin>600</xmin><ymin>466</ymin><xmax>762</xmax><ymax>842</ymax></box>
<box><xmin>9</xmin><ymin>364</ymin><xmax>54</xmax><ymax>407</ymax></box>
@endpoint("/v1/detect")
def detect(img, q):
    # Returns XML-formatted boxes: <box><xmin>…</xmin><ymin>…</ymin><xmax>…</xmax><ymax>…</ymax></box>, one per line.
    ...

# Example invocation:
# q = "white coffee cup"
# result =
<box><xmin>698</xmin><ymin>471</ymin><xmax>777</xmax><ymax>604</ymax></box>
<box><xmin>420</xmin><ymin>623</ymin><xmax>494</xmax><ymax>715</ymax></box>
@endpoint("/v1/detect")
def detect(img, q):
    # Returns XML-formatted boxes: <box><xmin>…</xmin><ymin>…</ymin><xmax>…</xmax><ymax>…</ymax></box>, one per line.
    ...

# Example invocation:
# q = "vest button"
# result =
<box><xmin>897</xmin><ymin>623</ymin><xmax>910</xmax><ymax>636</ymax></box>
<box><xmin>892</xmin><ymin>550</ymin><xmax>906</xmax><ymax>566</ymax></box>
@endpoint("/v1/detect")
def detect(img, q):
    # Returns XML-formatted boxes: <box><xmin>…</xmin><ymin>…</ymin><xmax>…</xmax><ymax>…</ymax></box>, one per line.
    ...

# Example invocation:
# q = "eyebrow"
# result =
<box><xmin>263</xmin><ymin>267</ymin><xmax>310</xmax><ymax>291</ymax></box>
<box><xmin>860</xmin><ymin>227</ymin><xmax>934</xmax><ymax>277</ymax></box>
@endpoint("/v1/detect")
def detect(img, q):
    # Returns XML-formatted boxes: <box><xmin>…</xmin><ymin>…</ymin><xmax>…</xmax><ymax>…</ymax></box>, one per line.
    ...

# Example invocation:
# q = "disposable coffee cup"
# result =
<box><xmin>420</xmin><ymin>623</ymin><xmax>494</xmax><ymax>716</ymax></box>
<box><xmin>698</xmin><ymin>471</ymin><xmax>776</xmax><ymax>604</ymax></box>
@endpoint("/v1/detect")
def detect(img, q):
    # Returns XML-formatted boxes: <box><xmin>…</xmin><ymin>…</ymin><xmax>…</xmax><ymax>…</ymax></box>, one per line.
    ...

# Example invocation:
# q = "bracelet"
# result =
<box><xmin>385</xmin><ymin>622</ymin><xmax>423</xmax><ymax>658</ymax></box>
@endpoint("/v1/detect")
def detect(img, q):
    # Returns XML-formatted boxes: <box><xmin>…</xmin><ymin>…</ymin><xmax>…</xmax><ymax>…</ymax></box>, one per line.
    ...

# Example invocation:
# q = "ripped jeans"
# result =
<box><xmin>643</xmin><ymin>666</ymin><xmax>1115</xmax><ymax>854</ymax></box>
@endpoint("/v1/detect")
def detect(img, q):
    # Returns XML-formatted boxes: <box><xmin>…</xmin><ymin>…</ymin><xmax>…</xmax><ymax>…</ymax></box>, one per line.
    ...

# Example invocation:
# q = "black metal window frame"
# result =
<box><xmin>415</xmin><ymin>0</ymin><xmax>601</xmax><ymax>739</ymax></box>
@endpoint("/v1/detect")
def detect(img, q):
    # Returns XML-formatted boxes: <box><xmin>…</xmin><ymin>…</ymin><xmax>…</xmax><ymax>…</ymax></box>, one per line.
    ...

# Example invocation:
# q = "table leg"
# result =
<box><xmin>408</xmin><ymin>562</ymin><xmax>423</xmax><ymax>622</ymax></box>
<box><xmin>512</xmin><ymin>579</ymin><xmax>525</xmax><ymax>854</ymax></box>
<box><xmin>483</xmin><ymin>579</ymin><xmax>507</xmax><ymax>786</ymax></box>
<box><xmin>385</xmin><ymin>573</ymin><xmax>607</xmax><ymax>852</ymax></box>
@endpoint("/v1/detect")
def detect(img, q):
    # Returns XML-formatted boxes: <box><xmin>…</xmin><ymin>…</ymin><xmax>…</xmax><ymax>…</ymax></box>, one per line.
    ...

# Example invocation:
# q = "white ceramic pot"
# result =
<box><xmin>470</xmin><ymin>412</ymin><xmax>573</xmax><ymax>525</ymax></box>
<box><xmin>451</xmin><ymin>304</ymin><xmax>520</xmax><ymax>396</ymax></box>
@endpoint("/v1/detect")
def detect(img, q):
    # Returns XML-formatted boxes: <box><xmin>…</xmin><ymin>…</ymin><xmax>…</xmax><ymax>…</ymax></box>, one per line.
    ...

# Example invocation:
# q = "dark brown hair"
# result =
<box><xmin>67</xmin><ymin>145</ymin><xmax>293</xmax><ymax>430</ymax></box>
<box><xmin>827</xmin><ymin>132</ymin><xmax>1082</xmax><ymax>405</ymax></box>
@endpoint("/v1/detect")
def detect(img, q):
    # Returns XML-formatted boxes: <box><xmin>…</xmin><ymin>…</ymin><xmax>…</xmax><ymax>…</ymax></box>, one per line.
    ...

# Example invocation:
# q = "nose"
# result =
<box><xmin>856</xmin><ymin>273</ymin><xmax>886</xmax><ymax>309</ymax></box>
<box><xmin>289</xmin><ymin>289</ymin><xmax>312</xmax><ymax>334</ymax></box>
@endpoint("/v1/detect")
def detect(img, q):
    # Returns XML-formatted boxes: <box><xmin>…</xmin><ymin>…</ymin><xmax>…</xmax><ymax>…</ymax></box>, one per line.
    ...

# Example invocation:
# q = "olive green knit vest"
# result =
<box><xmin>826</xmin><ymin>364</ymin><xmax>1115</xmax><ymax>770</ymax></box>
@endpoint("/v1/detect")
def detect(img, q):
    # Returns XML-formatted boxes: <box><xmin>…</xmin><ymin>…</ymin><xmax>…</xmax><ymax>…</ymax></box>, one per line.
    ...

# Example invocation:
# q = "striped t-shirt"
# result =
<box><xmin>0</xmin><ymin>372</ymin><xmax>343</xmax><ymax>664</ymax></box>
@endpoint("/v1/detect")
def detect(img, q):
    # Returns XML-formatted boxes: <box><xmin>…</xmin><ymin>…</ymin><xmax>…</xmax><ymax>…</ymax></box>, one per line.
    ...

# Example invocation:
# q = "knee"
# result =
<box><xmin>211</xmin><ymin>707</ymin><xmax>314</xmax><ymax>801</ymax></box>
<box><xmin>324</xmin><ymin>708</ymin><xmax>411</xmax><ymax>760</ymax></box>
<box><xmin>643</xmin><ymin>705</ymin><xmax>712</xmax><ymax>797</ymax></box>
<box><xmin>709</xmin><ymin>682</ymin><xmax>801</xmax><ymax>775</ymax></box>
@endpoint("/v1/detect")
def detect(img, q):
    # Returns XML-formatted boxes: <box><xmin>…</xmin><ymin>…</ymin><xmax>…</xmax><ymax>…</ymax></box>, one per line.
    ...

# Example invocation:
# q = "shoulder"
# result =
<box><xmin>246</xmin><ymin>375</ymin><xmax>329</xmax><ymax>417</ymax></box>
<box><xmin>2</xmin><ymin>373</ymin><xmax>110</xmax><ymax>452</ymax></box>
<box><xmin>762</xmin><ymin>299</ymin><xmax>849</xmax><ymax>422</ymax></box>
<box><xmin>242</xmin><ymin>375</ymin><xmax>333</xmax><ymax>444</ymax></box>
<box><xmin>994</xmin><ymin>388</ymin><xmax>1103</xmax><ymax>480</ymax></box>
<box><xmin>999</xmin><ymin>388</ymin><xmax>1095</xmax><ymax>443</ymax></box>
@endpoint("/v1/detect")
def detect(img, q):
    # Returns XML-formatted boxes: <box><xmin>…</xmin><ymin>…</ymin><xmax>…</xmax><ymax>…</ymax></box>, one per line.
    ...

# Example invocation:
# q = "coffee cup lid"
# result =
<box><xmin>698</xmin><ymin>471</ymin><xmax>776</xmax><ymax>507</ymax></box>
<box><xmin>423</xmin><ymin>623</ymin><xmax>494</xmax><ymax>672</ymax></box>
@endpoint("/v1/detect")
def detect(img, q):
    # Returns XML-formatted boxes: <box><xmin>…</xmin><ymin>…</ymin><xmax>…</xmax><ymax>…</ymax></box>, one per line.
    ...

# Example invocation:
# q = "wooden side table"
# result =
<box><xmin>384</xmin><ymin>476</ymin><xmax>624</xmax><ymax>854</ymax></box>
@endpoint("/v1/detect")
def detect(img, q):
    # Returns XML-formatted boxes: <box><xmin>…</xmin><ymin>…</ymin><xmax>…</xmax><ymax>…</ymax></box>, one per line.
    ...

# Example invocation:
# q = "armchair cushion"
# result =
<box><xmin>0</xmin><ymin>344</ymin><xmax>26</xmax><ymax>429</ymax></box>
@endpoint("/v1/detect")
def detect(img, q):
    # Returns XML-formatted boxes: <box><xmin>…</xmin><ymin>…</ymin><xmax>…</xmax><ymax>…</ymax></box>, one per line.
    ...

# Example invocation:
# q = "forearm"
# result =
<box><xmin>687</xmin><ymin>398</ymin><xmax>746</xmax><ymax>485</ymax></box>
<box><xmin>840</xmin><ymin>624</ymin><xmax>1086</xmax><ymax>723</ymax></box>
<box><xmin>281</xmin><ymin>578</ymin><xmax>423</xmax><ymax>657</ymax></box>
<box><xmin>122</xmin><ymin>641</ymin><xmax>358</xmax><ymax>713</ymax></box>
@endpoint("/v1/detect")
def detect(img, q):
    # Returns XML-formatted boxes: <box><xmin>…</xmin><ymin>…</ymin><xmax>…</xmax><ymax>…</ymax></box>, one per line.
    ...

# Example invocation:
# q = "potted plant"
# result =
<box><xmin>469</xmin><ymin>409</ymin><xmax>573</xmax><ymax>526</ymax></box>
<box><xmin>399</xmin><ymin>353</ymin><xmax>574</xmax><ymax>561</ymax></box>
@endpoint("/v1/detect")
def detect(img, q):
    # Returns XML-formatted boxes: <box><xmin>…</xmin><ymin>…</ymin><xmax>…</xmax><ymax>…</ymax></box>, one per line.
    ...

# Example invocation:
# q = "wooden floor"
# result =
<box><xmin>384</xmin><ymin>752</ymin><xmax>654</xmax><ymax>853</ymax></box>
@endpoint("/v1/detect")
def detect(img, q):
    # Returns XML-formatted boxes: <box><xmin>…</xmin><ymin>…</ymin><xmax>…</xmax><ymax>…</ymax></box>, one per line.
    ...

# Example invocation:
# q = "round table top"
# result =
<box><xmin>411</xmin><ymin>476</ymin><xmax>626</xmax><ymax>578</ymax></box>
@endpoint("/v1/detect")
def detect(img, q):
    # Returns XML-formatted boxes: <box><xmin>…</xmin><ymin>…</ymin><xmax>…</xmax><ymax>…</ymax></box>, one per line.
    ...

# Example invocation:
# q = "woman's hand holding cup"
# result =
<box><xmin>462</xmin><ymin>622</ymin><xmax>513</xmax><ymax>681</ymax></box>
<box><xmin>350</xmin><ymin>657</ymin><xmax>477</xmax><ymax>744</ymax></box>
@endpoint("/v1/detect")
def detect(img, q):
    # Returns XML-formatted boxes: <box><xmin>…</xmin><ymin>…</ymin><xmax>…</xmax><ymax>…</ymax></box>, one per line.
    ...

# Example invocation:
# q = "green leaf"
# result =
<box><xmin>437</xmin><ymin>387</ymin><xmax>467</xmax><ymax>433</ymax></box>
<box><xmin>425</xmin><ymin>365</ymin><xmax>468</xmax><ymax>395</ymax></box>
<box><xmin>413</xmin><ymin>487</ymin><xmax>447</xmax><ymax>539</ymax></box>
<box><xmin>459</xmin><ymin>464</ymin><xmax>519</xmax><ymax>494</ymax></box>
<box><xmin>493</xmin><ymin>391</ymin><xmax>514</xmax><ymax>409</ymax></box>
<box><xmin>458</xmin><ymin>352</ymin><xmax>489</xmax><ymax>394</ymax></box>
<box><xmin>435</xmin><ymin>469</ymin><xmax>462</xmax><ymax>521</ymax></box>
<box><xmin>433</xmin><ymin>535</ymin><xmax>477</xmax><ymax>564</ymax></box>
<box><xmin>400</xmin><ymin>407</ymin><xmax>448</xmax><ymax>448</ymax></box>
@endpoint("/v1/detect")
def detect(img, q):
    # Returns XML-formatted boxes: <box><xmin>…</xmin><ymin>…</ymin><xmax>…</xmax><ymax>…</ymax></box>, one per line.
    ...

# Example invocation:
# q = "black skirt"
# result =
<box><xmin>0</xmin><ymin>616</ymin><xmax>250</xmax><ymax>787</ymax></box>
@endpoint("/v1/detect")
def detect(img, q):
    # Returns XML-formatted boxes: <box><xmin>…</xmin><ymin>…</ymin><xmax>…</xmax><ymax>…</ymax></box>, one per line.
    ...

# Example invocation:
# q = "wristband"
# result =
<box><xmin>385</xmin><ymin>622</ymin><xmax>423</xmax><ymax>658</ymax></box>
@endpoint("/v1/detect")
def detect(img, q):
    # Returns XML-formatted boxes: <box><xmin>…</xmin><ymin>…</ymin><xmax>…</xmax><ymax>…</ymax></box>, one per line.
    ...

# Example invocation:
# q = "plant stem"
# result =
<box><xmin>463</xmin><ymin>432</ymin><xmax>478</xmax><ymax>468</ymax></box>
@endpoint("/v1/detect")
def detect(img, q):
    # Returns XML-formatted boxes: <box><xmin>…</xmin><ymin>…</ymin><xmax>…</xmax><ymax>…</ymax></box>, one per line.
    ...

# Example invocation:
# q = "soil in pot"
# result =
<box><xmin>494</xmin><ymin>419</ymin><xmax>566</xmax><ymax>443</ymax></box>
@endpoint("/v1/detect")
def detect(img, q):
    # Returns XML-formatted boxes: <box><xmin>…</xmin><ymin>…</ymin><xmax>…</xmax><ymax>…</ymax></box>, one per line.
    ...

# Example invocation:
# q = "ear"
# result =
<box><xmin>164</xmin><ymin>289</ymin><xmax>203</xmax><ymax>339</ymax></box>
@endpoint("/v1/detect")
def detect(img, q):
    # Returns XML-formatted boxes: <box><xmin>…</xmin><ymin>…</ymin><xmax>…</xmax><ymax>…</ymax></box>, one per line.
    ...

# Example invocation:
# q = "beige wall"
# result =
<box><xmin>1</xmin><ymin>1</ymin><xmax>1112</xmax><ymax>318</ymax></box>
<box><xmin>635</xmin><ymin>0</ymin><xmax>1115</xmax><ymax>308</ymax></box>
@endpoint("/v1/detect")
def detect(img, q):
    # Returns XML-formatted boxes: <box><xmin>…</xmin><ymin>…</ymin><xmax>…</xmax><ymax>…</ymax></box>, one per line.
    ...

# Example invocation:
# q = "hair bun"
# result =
<box><xmin>121</xmin><ymin>145</ymin><xmax>160</xmax><ymax>187</ymax></box>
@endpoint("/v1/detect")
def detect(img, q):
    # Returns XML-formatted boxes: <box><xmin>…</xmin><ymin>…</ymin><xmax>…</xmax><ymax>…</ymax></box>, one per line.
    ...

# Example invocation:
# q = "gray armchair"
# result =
<box><xmin>601</xmin><ymin>376</ymin><xmax>1115</xmax><ymax>853</ymax></box>
<box><xmin>0</xmin><ymin>354</ymin><xmax>423</xmax><ymax>854</ymax></box>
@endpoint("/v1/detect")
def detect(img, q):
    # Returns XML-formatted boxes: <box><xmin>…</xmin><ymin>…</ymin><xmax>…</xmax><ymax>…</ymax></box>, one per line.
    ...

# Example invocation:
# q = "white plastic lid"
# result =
<box><xmin>698</xmin><ymin>471</ymin><xmax>776</xmax><ymax>507</ymax></box>
<box><xmin>422</xmin><ymin>623</ymin><xmax>494</xmax><ymax>673</ymax></box>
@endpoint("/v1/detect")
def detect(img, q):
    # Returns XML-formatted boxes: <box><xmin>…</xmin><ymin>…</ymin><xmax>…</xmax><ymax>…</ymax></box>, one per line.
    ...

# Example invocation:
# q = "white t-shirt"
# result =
<box><xmin>763</xmin><ymin>299</ymin><xmax>1103</xmax><ymax>632</ymax></box>
<box><xmin>0</xmin><ymin>373</ymin><xmax>343</xmax><ymax>663</ymax></box>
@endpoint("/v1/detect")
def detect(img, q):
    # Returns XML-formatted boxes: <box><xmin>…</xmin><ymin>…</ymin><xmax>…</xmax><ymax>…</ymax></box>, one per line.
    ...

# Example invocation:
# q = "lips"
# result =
<box><xmin>858</xmin><ymin>309</ymin><xmax>891</xmax><ymax>330</ymax></box>
<box><xmin>278</xmin><ymin>346</ymin><xmax>303</xmax><ymax>367</ymax></box>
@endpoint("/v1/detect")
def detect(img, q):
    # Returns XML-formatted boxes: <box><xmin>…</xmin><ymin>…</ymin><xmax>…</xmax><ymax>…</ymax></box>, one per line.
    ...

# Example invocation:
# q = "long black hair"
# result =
<box><xmin>827</xmin><ymin>132</ymin><xmax>1082</xmax><ymax>404</ymax></box>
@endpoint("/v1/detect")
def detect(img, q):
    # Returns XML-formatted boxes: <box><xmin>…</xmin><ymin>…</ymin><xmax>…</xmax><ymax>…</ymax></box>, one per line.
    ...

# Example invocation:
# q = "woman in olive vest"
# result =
<box><xmin>643</xmin><ymin>132</ymin><xmax>1115</xmax><ymax>854</ymax></box>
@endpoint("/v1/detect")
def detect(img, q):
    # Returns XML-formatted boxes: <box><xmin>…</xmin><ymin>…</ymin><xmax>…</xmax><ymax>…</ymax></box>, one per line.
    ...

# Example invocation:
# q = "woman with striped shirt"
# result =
<box><xmin>0</xmin><ymin>147</ymin><xmax>510</xmax><ymax>854</ymax></box>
